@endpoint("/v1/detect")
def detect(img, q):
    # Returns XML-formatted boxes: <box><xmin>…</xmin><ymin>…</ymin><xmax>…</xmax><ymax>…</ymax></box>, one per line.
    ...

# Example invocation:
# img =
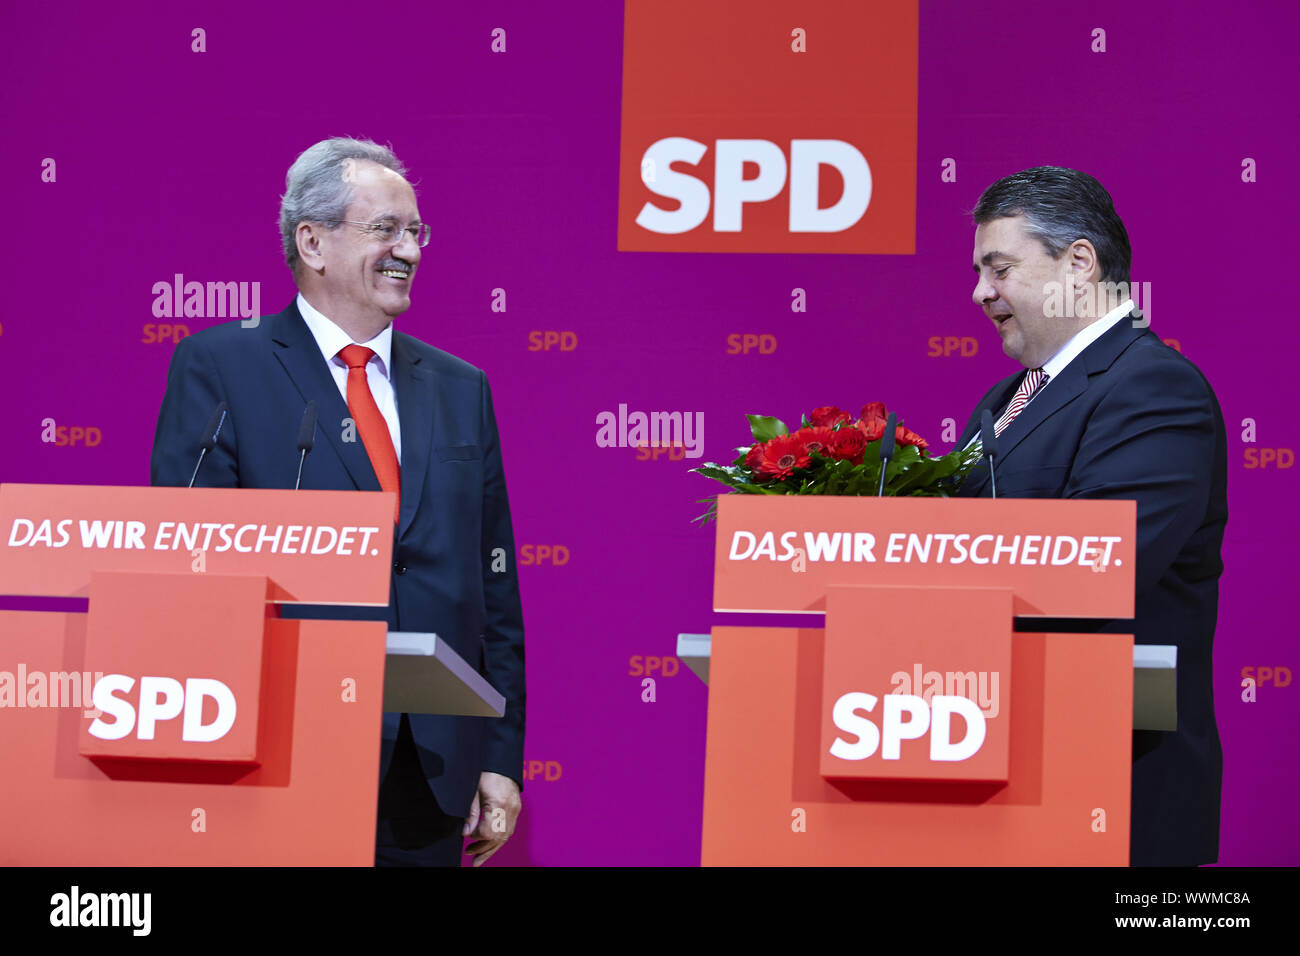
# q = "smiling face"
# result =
<box><xmin>304</xmin><ymin>160</ymin><xmax>422</xmax><ymax>335</ymax></box>
<box><xmin>971</xmin><ymin>215</ymin><xmax>1082</xmax><ymax>368</ymax></box>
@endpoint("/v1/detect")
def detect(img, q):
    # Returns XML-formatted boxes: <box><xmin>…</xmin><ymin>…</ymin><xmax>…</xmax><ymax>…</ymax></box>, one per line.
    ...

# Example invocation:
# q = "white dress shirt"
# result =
<box><xmin>296</xmin><ymin>292</ymin><xmax>402</xmax><ymax>462</ymax></box>
<box><xmin>964</xmin><ymin>298</ymin><xmax>1135</xmax><ymax>450</ymax></box>
<box><xmin>1039</xmin><ymin>297</ymin><xmax>1134</xmax><ymax>383</ymax></box>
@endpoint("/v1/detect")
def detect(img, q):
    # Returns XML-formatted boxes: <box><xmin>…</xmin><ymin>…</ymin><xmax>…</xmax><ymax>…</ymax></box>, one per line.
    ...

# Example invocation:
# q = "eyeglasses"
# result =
<box><xmin>327</xmin><ymin>219</ymin><xmax>431</xmax><ymax>247</ymax></box>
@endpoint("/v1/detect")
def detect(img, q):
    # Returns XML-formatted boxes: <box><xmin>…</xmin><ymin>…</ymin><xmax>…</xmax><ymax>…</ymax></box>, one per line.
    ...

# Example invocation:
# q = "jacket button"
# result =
<box><xmin>394</xmin><ymin>562</ymin><xmax>407</xmax><ymax>575</ymax></box>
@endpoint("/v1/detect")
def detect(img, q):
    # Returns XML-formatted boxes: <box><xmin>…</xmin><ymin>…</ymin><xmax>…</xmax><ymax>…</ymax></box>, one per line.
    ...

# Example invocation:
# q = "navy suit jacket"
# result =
<box><xmin>955</xmin><ymin>314</ymin><xmax>1226</xmax><ymax>866</ymax></box>
<box><xmin>149</xmin><ymin>299</ymin><xmax>526</xmax><ymax>817</ymax></box>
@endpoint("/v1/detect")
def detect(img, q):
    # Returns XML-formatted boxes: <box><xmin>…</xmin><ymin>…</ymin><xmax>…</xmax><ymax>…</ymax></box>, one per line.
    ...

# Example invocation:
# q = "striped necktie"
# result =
<box><xmin>993</xmin><ymin>368</ymin><xmax>1048</xmax><ymax>437</ymax></box>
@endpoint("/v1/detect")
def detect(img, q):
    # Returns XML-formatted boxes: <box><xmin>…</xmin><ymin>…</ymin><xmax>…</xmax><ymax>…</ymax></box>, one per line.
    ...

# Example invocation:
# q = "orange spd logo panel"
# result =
<box><xmin>618</xmin><ymin>0</ymin><xmax>918</xmax><ymax>254</ymax></box>
<box><xmin>78</xmin><ymin>572</ymin><xmax>269</xmax><ymax>764</ymax></box>
<box><xmin>820</xmin><ymin>586</ymin><xmax>1012</xmax><ymax>782</ymax></box>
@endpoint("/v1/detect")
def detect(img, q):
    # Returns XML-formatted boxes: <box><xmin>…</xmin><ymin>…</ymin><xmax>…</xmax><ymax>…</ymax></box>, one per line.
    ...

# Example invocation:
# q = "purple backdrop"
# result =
<box><xmin>2</xmin><ymin>0</ymin><xmax>1296</xmax><ymax>865</ymax></box>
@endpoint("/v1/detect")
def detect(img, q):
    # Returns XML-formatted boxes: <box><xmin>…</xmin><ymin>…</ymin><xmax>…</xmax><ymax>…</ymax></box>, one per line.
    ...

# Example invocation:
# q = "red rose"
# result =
<box><xmin>809</xmin><ymin>406</ymin><xmax>852</xmax><ymax>428</ymax></box>
<box><xmin>754</xmin><ymin>435</ymin><xmax>811</xmax><ymax>481</ymax></box>
<box><xmin>895</xmin><ymin>425</ymin><xmax>928</xmax><ymax>450</ymax></box>
<box><xmin>857</xmin><ymin>418</ymin><xmax>885</xmax><ymax>442</ymax></box>
<box><xmin>744</xmin><ymin>443</ymin><xmax>766</xmax><ymax>474</ymax></box>
<box><xmin>860</xmin><ymin>402</ymin><xmax>887</xmax><ymax>424</ymax></box>
<box><xmin>791</xmin><ymin>425</ymin><xmax>836</xmax><ymax>457</ymax></box>
<box><xmin>826</xmin><ymin>427</ymin><xmax>868</xmax><ymax>465</ymax></box>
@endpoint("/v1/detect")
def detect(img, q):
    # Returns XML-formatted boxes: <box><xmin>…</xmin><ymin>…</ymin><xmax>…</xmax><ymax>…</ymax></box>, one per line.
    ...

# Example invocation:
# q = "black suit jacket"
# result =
<box><xmin>956</xmin><ymin>314</ymin><xmax>1227</xmax><ymax>866</ymax></box>
<box><xmin>150</xmin><ymin>299</ymin><xmax>526</xmax><ymax>817</ymax></box>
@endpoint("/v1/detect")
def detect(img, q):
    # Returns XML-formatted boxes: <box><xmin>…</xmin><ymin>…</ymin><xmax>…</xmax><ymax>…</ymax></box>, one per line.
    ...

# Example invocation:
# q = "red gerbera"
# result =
<box><xmin>790</xmin><ymin>425</ymin><xmax>836</xmax><ymax>457</ymax></box>
<box><xmin>895</xmin><ymin>425</ymin><xmax>928</xmax><ymax>450</ymax></box>
<box><xmin>753</xmin><ymin>435</ymin><xmax>812</xmax><ymax>480</ymax></box>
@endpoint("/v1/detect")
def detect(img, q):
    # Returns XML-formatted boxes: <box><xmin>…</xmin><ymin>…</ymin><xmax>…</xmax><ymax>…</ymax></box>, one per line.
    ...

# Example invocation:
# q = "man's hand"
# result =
<box><xmin>463</xmin><ymin>771</ymin><xmax>522</xmax><ymax>866</ymax></box>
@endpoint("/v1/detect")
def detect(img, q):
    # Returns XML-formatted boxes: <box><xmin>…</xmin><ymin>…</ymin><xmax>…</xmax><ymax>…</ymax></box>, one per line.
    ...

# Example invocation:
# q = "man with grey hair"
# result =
<box><xmin>955</xmin><ymin>166</ymin><xmax>1227</xmax><ymax>867</ymax></box>
<box><xmin>150</xmin><ymin>137</ymin><xmax>526</xmax><ymax>867</ymax></box>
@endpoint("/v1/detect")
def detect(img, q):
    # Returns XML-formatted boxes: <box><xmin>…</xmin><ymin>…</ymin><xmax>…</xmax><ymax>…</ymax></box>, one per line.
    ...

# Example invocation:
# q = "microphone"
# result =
<box><xmin>295</xmin><ymin>401</ymin><xmax>318</xmax><ymax>491</ymax></box>
<box><xmin>876</xmin><ymin>411</ymin><xmax>898</xmax><ymax>496</ymax></box>
<box><xmin>980</xmin><ymin>409</ymin><xmax>999</xmax><ymax>499</ymax></box>
<box><xmin>188</xmin><ymin>402</ymin><xmax>229</xmax><ymax>488</ymax></box>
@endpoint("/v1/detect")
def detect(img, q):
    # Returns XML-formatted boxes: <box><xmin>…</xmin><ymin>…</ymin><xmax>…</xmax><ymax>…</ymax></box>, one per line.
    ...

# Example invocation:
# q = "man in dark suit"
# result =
<box><xmin>150</xmin><ymin>137</ymin><xmax>525</xmax><ymax>867</ymax></box>
<box><xmin>955</xmin><ymin>167</ymin><xmax>1226</xmax><ymax>866</ymax></box>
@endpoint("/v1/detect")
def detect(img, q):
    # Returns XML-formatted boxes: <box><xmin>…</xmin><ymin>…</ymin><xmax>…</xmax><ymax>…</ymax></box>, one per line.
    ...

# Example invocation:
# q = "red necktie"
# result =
<box><xmin>337</xmin><ymin>344</ymin><xmax>400</xmax><ymax>523</ymax></box>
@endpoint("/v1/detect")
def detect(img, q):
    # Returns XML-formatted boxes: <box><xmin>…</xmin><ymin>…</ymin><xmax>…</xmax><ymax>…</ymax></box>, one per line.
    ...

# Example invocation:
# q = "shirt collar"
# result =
<box><xmin>1040</xmin><ymin>298</ymin><xmax>1134</xmax><ymax>380</ymax></box>
<box><xmin>296</xmin><ymin>292</ymin><xmax>394</xmax><ymax>380</ymax></box>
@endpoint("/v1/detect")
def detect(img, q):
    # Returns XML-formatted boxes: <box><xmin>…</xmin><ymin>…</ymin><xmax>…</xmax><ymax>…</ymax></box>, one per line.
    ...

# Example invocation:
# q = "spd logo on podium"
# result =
<box><xmin>820</xmin><ymin>585</ymin><xmax>1012</xmax><ymax>783</ymax></box>
<box><xmin>78</xmin><ymin>571</ymin><xmax>269</xmax><ymax>765</ymax></box>
<box><xmin>88</xmin><ymin>675</ymin><xmax>238</xmax><ymax>743</ymax></box>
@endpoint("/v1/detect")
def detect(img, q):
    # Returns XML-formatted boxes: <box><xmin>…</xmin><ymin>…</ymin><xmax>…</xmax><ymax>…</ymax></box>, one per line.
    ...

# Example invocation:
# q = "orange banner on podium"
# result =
<box><xmin>0</xmin><ymin>483</ymin><xmax>394</xmax><ymax>604</ymax></box>
<box><xmin>713</xmin><ymin>495</ymin><xmax>1135</xmax><ymax>617</ymax></box>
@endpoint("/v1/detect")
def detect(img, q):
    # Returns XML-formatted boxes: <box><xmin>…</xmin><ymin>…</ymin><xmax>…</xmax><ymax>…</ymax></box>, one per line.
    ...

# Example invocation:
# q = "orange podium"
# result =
<box><xmin>0</xmin><ymin>483</ymin><xmax>396</xmax><ymax>865</ymax></box>
<box><xmin>691</xmin><ymin>494</ymin><xmax>1139</xmax><ymax>865</ymax></box>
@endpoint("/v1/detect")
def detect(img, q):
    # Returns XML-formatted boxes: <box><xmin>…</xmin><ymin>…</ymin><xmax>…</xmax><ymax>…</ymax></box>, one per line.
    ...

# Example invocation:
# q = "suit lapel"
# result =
<box><xmin>957</xmin><ymin>376</ymin><xmax>1020</xmax><ymax>450</ymax></box>
<box><xmin>957</xmin><ymin>375</ymin><xmax>1019</xmax><ymax>497</ymax></box>
<box><xmin>269</xmin><ymin>300</ymin><xmax>380</xmax><ymax>493</ymax></box>
<box><xmin>990</xmin><ymin>360</ymin><xmax>1088</xmax><ymax>464</ymax></box>
<box><xmin>391</xmin><ymin>334</ymin><xmax>435</xmax><ymax>538</ymax></box>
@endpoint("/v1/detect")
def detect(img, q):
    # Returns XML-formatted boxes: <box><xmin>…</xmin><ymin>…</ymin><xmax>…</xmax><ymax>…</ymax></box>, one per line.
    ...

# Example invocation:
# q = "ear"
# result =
<box><xmin>296</xmin><ymin>221</ymin><xmax>328</xmax><ymax>274</ymax></box>
<box><xmin>1066</xmin><ymin>238</ymin><xmax>1100</xmax><ymax>284</ymax></box>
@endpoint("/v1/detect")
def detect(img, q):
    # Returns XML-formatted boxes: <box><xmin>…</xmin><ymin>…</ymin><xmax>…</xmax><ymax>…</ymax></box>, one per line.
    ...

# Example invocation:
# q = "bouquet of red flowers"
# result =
<box><xmin>691</xmin><ymin>402</ymin><xmax>983</xmax><ymax>523</ymax></box>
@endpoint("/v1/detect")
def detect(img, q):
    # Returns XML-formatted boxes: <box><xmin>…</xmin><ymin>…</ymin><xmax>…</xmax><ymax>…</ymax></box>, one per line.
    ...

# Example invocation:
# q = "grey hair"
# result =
<box><xmin>279</xmin><ymin>137</ymin><xmax>409</xmax><ymax>275</ymax></box>
<box><xmin>971</xmin><ymin>166</ymin><xmax>1132</xmax><ymax>286</ymax></box>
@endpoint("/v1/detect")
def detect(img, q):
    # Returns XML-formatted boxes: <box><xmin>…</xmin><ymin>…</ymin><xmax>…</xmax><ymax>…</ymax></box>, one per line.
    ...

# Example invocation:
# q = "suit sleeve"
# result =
<box><xmin>1064</xmin><ymin>356</ymin><xmax>1217</xmax><ymax>596</ymax></box>
<box><xmin>477</xmin><ymin>370</ymin><xmax>526</xmax><ymax>788</ymax></box>
<box><xmin>150</xmin><ymin>334</ymin><xmax>240</xmax><ymax>488</ymax></box>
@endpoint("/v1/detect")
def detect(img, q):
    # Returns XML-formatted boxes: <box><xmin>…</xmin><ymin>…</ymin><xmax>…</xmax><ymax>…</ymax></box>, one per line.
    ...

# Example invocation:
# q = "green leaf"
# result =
<box><xmin>747</xmin><ymin>415</ymin><xmax>789</xmax><ymax>442</ymax></box>
<box><xmin>691</xmin><ymin>462</ymin><xmax>736</xmax><ymax>478</ymax></box>
<box><xmin>889</xmin><ymin>459</ymin><xmax>940</xmax><ymax>495</ymax></box>
<box><xmin>691</xmin><ymin>495</ymin><xmax>720</xmax><ymax>525</ymax></box>
<box><xmin>733</xmin><ymin>482</ymin><xmax>785</xmax><ymax>495</ymax></box>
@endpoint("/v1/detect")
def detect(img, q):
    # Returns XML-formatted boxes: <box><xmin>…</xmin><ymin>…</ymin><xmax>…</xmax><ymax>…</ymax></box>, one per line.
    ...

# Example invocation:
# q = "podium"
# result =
<box><xmin>0</xmin><ymin>483</ymin><xmax>502</xmax><ymax>865</ymax></box>
<box><xmin>686</xmin><ymin>494</ymin><xmax>1157</xmax><ymax>865</ymax></box>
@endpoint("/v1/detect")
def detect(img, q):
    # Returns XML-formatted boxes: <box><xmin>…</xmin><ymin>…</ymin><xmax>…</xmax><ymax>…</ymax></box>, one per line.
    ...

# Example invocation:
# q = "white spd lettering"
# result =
<box><xmin>88</xmin><ymin>675</ymin><xmax>237</xmax><ymax>743</ymax></box>
<box><xmin>829</xmin><ymin>692</ymin><xmax>986</xmax><ymax>762</ymax></box>
<box><xmin>637</xmin><ymin>138</ymin><xmax>871</xmax><ymax>235</ymax></box>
